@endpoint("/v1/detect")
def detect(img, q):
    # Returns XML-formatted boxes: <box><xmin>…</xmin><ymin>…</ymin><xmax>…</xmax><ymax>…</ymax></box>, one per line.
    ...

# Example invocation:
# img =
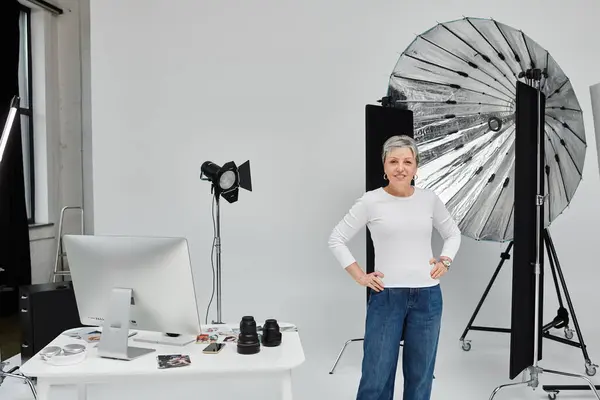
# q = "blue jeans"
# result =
<box><xmin>356</xmin><ymin>285</ymin><xmax>443</xmax><ymax>400</ymax></box>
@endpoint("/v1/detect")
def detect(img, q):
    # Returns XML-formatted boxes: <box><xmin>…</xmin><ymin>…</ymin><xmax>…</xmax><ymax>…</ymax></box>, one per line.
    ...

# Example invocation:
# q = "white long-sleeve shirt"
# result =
<box><xmin>328</xmin><ymin>187</ymin><xmax>461</xmax><ymax>288</ymax></box>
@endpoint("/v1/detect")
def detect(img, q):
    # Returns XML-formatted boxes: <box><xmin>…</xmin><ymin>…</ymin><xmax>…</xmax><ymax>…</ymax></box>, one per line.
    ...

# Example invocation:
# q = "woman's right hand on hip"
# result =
<box><xmin>357</xmin><ymin>271</ymin><xmax>385</xmax><ymax>292</ymax></box>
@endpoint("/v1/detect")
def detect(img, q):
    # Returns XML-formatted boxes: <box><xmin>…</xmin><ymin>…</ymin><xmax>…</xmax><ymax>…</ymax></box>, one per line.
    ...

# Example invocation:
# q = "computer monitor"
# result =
<box><xmin>62</xmin><ymin>234</ymin><xmax>202</xmax><ymax>361</ymax></box>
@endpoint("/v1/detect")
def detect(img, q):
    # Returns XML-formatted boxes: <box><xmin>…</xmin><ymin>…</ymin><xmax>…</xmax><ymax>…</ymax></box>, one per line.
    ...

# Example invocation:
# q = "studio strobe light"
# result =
<box><xmin>200</xmin><ymin>160</ymin><xmax>252</xmax><ymax>204</ymax></box>
<box><xmin>200</xmin><ymin>159</ymin><xmax>252</xmax><ymax>324</ymax></box>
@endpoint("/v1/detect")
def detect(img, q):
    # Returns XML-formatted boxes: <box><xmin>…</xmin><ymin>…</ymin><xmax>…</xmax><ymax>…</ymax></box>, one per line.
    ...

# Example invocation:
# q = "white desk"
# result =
<box><xmin>20</xmin><ymin>324</ymin><xmax>305</xmax><ymax>400</ymax></box>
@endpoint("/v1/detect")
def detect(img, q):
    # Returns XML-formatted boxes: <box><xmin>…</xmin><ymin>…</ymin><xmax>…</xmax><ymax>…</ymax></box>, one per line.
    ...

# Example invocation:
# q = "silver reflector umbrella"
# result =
<box><xmin>387</xmin><ymin>17</ymin><xmax>586</xmax><ymax>242</ymax></box>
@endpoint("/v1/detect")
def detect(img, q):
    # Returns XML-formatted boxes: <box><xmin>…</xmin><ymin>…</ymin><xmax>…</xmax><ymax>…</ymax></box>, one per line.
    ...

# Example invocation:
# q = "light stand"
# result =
<box><xmin>489</xmin><ymin>71</ymin><xmax>600</xmax><ymax>400</ymax></box>
<box><xmin>538</xmin><ymin>83</ymin><xmax>600</xmax><ymax>399</ymax></box>
<box><xmin>200</xmin><ymin>160</ymin><xmax>252</xmax><ymax>324</ymax></box>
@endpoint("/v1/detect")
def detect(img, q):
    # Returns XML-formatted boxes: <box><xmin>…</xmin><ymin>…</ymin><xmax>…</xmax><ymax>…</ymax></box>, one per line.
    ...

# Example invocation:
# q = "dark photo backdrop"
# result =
<box><xmin>509</xmin><ymin>81</ymin><xmax>546</xmax><ymax>379</ymax></box>
<box><xmin>0</xmin><ymin>0</ymin><xmax>32</xmax><ymax>316</ymax></box>
<box><xmin>364</xmin><ymin>104</ymin><xmax>413</xmax><ymax>301</ymax></box>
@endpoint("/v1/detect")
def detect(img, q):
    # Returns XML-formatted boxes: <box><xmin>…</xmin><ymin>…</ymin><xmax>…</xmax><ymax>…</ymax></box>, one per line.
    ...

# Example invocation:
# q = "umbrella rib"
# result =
<box><xmin>546</xmin><ymin>106</ymin><xmax>582</xmax><ymax>113</ymax></box>
<box><xmin>503</xmin><ymin>203</ymin><xmax>514</xmax><ymax>240</ymax></box>
<box><xmin>545</xmin><ymin>114</ymin><xmax>586</xmax><ymax>146</ymax></box>
<box><xmin>465</xmin><ymin>17</ymin><xmax>500</xmax><ymax>54</ymax></box>
<box><xmin>475</xmin><ymin>129</ymin><xmax>518</xmax><ymax>237</ymax></box>
<box><xmin>405</xmin><ymin>54</ymin><xmax>513</xmax><ymax>100</ymax></box>
<box><xmin>440</xmin><ymin>23</ymin><xmax>485</xmax><ymax>56</ymax></box>
<box><xmin>404</xmin><ymin>54</ymin><xmax>514</xmax><ymax>101</ymax></box>
<box><xmin>444</xmin><ymin>126</ymin><xmax>514</xmax><ymax>209</ymax></box>
<box><xmin>419</xmin><ymin>126</ymin><xmax>507</xmax><ymax>161</ymax></box>
<box><xmin>391</xmin><ymin>74</ymin><xmax>452</xmax><ymax>87</ymax></box>
<box><xmin>418</xmin><ymin>34</ymin><xmax>515</xmax><ymax>93</ymax></box>
<box><xmin>545</xmin><ymin>121</ymin><xmax>582</xmax><ymax>176</ymax></box>
<box><xmin>422</xmin><ymin>169</ymin><xmax>457</xmax><ymax>191</ymax></box>
<box><xmin>391</xmin><ymin>74</ymin><xmax>512</xmax><ymax>103</ymax></box>
<box><xmin>520</xmin><ymin>31</ymin><xmax>536</xmax><ymax>69</ymax></box>
<box><xmin>418</xmin><ymin>36</ymin><xmax>474</xmax><ymax>65</ymax></box>
<box><xmin>455</xmin><ymin>179</ymin><xmax>492</xmax><ymax>231</ymax></box>
<box><xmin>545</xmin><ymin>127</ymin><xmax>571</xmax><ymax>204</ymax></box>
<box><xmin>464</xmin><ymin>17</ymin><xmax>518</xmax><ymax>90</ymax></box>
<box><xmin>478</xmin><ymin>177</ymin><xmax>509</xmax><ymax>239</ymax></box>
<box><xmin>474</xmin><ymin>67</ymin><xmax>517</xmax><ymax>98</ymax></box>
<box><xmin>437</xmin><ymin>23</ymin><xmax>517</xmax><ymax>97</ymax></box>
<box><xmin>482</xmin><ymin>23</ymin><xmax>520</xmax><ymax>82</ymax></box>
<box><xmin>541</xmin><ymin>52</ymin><xmax>550</xmax><ymax>91</ymax></box>
<box><xmin>397</xmin><ymin>100</ymin><xmax>511</xmax><ymax>108</ymax></box>
<box><xmin>413</xmin><ymin>110</ymin><xmax>512</xmax><ymax>123</ymax></box>
<box><xmin>492</xmin><ymin>19</ymin><xmax>525</xmax><ymax>73</ymax></box>
<box><xmin>546</xmin><ymin>79</ymin><xmax>569</xmax><ymax>100</ymax></box>
<box><xmin>405</xmin><ymin>54</ymin><xmax>464</xmax><ymax>75</ymax></box>
<box><xmin>468</xmin><ymin>75</ymin><xmax>514</xmax><ymax>100</ymax></box>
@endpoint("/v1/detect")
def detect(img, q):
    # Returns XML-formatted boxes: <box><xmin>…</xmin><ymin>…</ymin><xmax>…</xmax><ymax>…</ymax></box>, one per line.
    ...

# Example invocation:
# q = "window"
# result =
<box><xmin>18</xmin><ymin>5</ymin><xmax>35</xmax><ymax>224</ymax></box>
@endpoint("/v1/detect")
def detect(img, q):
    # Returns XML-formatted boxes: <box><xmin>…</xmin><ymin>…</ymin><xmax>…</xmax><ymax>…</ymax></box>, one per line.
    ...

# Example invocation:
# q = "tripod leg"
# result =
<box><xmin>543</xmin><ymin>235</ymin><xmax>572</xmax><ymax>338</ymax></box>
<box><xmin>489</xmin><ymin>372</ymin><xmax>536</xmax><ymax>400</ymax></box>
<box><xmin>544</xmin><ymin>236</ymin><xmax>565</xmax><ymax>310</ymax></box>
<box><xmin>459</xmin><ymin>241</ymin><xmax>512</xmax><ymax>348</ymax></box>
<box><xmin>545</xmin><ymin>230</ymin><xmax>598</xmax><ymax>376</ymax></box>
<box><xmin>329</xmin><ymin>338</ymin><xmax>364</xmax><ymax>374</ymax></box>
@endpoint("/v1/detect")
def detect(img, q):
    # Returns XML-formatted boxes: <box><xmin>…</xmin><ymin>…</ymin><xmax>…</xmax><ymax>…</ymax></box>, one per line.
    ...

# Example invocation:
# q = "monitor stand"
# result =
<box><xmin>97</xmin><ymin>288</ymin><xmax>155</xmax><ymax>361</ymax></box>
<box><xmin>133</xmin><ymin>332</ymin><xmax>196</xmax><ymax>346</ymax></box>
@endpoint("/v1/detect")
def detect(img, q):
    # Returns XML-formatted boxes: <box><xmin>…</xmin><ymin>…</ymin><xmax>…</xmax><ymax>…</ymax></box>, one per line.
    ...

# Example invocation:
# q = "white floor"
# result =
<box><xmin>2</xmin><ymin>324</ymin><xmax>599</xmax><ymax>400</ymax></box>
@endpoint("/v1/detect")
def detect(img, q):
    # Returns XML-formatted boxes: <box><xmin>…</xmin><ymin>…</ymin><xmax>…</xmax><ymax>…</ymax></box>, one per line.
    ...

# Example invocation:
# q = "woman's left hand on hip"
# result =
<box><xmin>429</xmin><ymin>258</ymin><xmax>448</xmax><ymax>279</ymax></box>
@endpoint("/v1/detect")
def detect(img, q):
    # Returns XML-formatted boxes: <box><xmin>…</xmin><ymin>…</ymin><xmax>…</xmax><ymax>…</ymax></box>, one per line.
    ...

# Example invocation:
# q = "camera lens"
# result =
<box><xmin>261</xmin><ymin>319</ymin><xmax>282</xmax><ymax>347</ymax></box>
<box><xmin>237</xmin><ymin>316</ymin><xmax>260</xmax><ymax>355</ymax></box>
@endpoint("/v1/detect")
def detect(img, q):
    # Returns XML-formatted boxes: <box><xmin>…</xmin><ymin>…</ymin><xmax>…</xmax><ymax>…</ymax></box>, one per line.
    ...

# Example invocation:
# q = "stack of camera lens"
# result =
<box><xmin>237</xmin><ymin>316</ymin><xmax>282</xmax><ymax>354</ymax></box>
<box><xmin>237</xmin><ymin>316</ymin><xmax>261</xmax><ymax>354</ymax></box>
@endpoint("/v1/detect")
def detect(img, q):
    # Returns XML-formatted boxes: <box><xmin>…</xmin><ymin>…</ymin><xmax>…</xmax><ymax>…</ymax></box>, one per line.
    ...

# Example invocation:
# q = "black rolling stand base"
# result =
<box><xmin>544</xmin><ymin>385</ymin><xmax>600</xmax><ymax>400</ymax></box>
<box><xmin>459</xmin><ymin>230</ymin><xmax>598</xmax><ymax>380</ymax></box>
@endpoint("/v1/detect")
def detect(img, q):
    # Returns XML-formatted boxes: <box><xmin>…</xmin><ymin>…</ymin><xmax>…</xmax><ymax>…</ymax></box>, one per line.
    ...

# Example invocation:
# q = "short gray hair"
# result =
<box><xmin>382</xmin><ymin>135</ymin><xmax>419</xmax><ymax>165</ymax></box>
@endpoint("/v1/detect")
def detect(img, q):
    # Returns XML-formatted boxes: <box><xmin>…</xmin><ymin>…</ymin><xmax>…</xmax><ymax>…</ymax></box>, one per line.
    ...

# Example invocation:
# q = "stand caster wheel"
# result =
<box><xmin>585</xmin><ymin>363</ymin><xmax>597</xmax><ymax>376</ymax></box>
<box><xmin>461</xmin><ymin>341</ymin><xmax>471</xmax><ymax>351</ymax></box>
<box><xmin>564</xmin><ymin>328</ymin><xmax>574</xmax><ymax>339</ymax></box>
<box><xmin>548</xmin><ymin>391</ymin><xmax>558</xmax><ymax>400</ymax></box>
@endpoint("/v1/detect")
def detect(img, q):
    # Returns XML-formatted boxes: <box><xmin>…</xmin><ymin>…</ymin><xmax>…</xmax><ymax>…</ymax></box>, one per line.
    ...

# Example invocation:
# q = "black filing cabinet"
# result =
<box><xmin>19</xmin><ymin>281</ymin><xmax>82</xmax><ymax>362</ymax></box>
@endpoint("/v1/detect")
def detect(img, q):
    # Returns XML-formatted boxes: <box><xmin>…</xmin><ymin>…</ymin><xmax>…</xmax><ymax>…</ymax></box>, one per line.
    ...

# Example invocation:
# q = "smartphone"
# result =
<box><xmin>202</xmin><ymin>343</ymin><xmax>225</xmax><ymax>354</ymax></box>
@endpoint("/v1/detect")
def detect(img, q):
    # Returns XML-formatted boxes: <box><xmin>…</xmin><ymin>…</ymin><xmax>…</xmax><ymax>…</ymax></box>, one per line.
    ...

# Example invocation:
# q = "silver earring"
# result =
<box><xmin>383</xmin><ymin>173</ymin><xmax>388</xmax><ymax>180</ymax></box>
<box><xmin>414</xmin><ymin>175</ymin><xmax>418</xmax><ymax>180</ymax></box>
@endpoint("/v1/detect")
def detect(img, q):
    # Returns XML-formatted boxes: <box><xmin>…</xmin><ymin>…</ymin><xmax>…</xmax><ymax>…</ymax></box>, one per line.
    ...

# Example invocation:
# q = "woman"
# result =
<box><xmin>328</xmin><ymin>135</ymin><xmax>461</xmax><ymax>400</ymax></box>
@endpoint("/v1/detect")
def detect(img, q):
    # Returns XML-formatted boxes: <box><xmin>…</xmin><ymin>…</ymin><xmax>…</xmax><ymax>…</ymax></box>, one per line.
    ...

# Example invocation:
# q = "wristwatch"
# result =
<box><xmin>441</xmin><ymin>259</ymin><xmax>451</xmax><ymax>269</ymax></box>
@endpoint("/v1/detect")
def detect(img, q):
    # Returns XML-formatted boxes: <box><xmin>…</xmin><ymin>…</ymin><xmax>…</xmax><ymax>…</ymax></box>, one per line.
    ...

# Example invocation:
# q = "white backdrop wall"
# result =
<box><xmin>89</xmin><ymin>0</ymin><xmax>600</xmax><ymax>397</ymax></box>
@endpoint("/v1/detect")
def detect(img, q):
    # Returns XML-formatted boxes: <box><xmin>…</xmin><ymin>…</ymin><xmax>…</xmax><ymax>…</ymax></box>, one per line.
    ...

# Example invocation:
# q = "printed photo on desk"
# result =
<box><xmin>157</xmin><ymin>354</ymin><xmax>191</xmax><ymax>369</ymax></box>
